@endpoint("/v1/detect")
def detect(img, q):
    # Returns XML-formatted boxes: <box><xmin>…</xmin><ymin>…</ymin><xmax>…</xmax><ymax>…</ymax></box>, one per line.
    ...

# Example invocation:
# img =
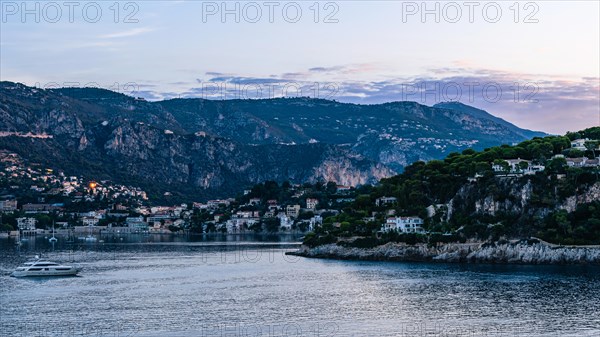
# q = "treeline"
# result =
<box><xmin>237</xmin><ymin>180</ymin><xmax>356</xmax><ymax>211</ymax></box>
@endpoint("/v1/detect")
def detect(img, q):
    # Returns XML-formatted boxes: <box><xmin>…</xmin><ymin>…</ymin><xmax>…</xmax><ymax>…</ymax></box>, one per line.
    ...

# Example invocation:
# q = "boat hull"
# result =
<box><xmin>11</xmin><ymin>268</ymin><xmax>79</xmax><ymax>277</ymax></box>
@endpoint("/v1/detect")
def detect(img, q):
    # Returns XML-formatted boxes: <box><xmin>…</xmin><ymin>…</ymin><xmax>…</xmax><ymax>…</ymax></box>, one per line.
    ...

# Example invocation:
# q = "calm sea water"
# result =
<box><xmin>1</xmin><ymin>234</ymin><xmax>599</xmax><ymax>337</ymax></box>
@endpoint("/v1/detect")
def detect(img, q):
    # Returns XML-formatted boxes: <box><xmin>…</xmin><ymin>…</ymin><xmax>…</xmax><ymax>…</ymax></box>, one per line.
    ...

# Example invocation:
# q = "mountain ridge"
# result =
<box><xmin>0</xmin><ymin>81</ymin><xmax>547</xmax><ymax>201</ymax></box>
<box><xmin>434</xmin><ymin>101</ymin><xmax>546</xmax><ymax>139</ymax></box>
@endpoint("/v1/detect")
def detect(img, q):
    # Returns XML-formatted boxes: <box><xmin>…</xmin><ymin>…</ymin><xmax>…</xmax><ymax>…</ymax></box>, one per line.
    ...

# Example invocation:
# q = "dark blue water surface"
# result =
<box><xmin>1</xmin><ymin>234</ymin><xmax>599</xmax><ymax>337</ymax></box>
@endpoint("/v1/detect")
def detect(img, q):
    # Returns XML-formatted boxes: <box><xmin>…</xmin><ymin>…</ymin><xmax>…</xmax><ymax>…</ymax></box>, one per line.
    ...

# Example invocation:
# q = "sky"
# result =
<box><xmin>1</xmin><ymin>0</ymin><xmax>599</xmax><ymax>134</ymax></box>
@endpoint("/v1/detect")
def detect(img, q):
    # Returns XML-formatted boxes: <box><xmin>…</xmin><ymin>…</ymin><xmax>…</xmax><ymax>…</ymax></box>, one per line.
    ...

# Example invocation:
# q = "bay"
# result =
<box><xmin>1</xmin><ymin>235</ymin><xmax>599</xmax><ymax>337</ymax></box>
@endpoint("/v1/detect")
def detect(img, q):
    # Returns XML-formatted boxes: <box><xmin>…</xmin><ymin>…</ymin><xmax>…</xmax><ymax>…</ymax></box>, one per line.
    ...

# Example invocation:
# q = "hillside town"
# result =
<box><xmin>0</xmin><ymin>149</ymin><xmax>430</xmax><ymax>239</ymax></box>
<box><xmin>0</xmin><ymin>150</ymin><xmax>357</xmax><ymax>237</ymax></box>
<box><xmin>2</xmin><ymin>135</ymin><xmax>600</xmax><ymax>240</ymax></box>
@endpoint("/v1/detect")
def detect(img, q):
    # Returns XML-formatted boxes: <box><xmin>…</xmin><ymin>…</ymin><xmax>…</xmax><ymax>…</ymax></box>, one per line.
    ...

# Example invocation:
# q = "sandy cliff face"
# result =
<box><xmin>98</xmin><ymin>121</ymin><xmax>388</xmax><ymax>192</ymax></box>
<box><xmin>311</xmin><ymin>148</ymin><xmax>393</xmax><ymax>186</ymax></box>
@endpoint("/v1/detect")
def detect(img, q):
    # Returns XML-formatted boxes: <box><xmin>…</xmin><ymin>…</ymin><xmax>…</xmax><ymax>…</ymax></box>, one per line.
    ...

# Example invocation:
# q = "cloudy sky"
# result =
<box><xmin>1</xmin><ymin>1</ymin><xmax>598</xmax><ymax>134</ymax></box>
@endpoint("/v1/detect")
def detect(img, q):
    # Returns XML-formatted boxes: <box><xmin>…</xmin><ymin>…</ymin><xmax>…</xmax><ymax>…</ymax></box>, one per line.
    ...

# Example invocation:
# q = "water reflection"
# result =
<box><xmin>5</xmin><ymin>232</ymin><xmax>303</xmax><ymax>255</ymax></box>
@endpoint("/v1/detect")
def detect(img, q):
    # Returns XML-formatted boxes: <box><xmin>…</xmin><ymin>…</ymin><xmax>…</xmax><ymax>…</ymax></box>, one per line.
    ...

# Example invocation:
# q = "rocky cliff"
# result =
<box><xmin>429</xmin><ymin>178</ymin><xmax>600</xmax><ymax>225</ymax></box>
<box><xmin>291</xmin><ymin>240</ymin><xmax>600</xmax><ymax>265</ymax></box>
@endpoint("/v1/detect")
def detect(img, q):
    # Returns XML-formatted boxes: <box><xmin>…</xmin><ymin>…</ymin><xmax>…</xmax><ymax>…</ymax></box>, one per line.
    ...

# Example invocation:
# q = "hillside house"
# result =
<box><xmin>336</xmin><ymin>185</ymin><xmax>352</xmax><ymax>193</ymax></box>
<box><xmin>306</xmin><ymin>198</ymin><xmax>319</xmax><ymax>210</ymax></box>
<box><xmin>381</xmin><ymin>216</ymin><xmax>425</xmax><ymax>234</ymax></box>
<box><xmin>126</xmin><ymin>217</ymin><xmax>148</xmax><ymax>231</ymax></box>
<box><xmin>81</xmin><ymin>217</ymin><xmax>99</xmax><ymax>227</ymax></box>
<box><xmin>376</xmin><ymin>196</ymin><xmax>397</xmax><ymax>207</ymax></box>
<box><xmin>571</xmin><ymin>139</ymin><xmax>588</xmax><ymax>151</ymax></box>
<box><xmin>22</xmin><ymin>203</ymin><xmax>63</xmax><ymax>213</ymax></box>
<box><xmin>17</xmin><ymin>217</ymin><xmax>37</xmax><ymax>231</ymax></box>
<box><xmin>286</xmin><ymin>205</ymin><xmax>301</xmax><ymax>218</ymax></box>
<box><xmin>492</xmin><ymin>159</ymin><xmax>545</xmax><ymax>175</ymax></box>
<box><xmin>278</xmin><ymin>213</ymin><xmax>293</xmax><ymax>230</ymax></box>
<box><xmin>0</xmin><ymin>199</ymin><xmax>17</xmax><ymax>212</ymax></box>
<box><xmin>566</xmin><ymin>157</ymin><xmax>600</xmax><ymax>167</ymax></box>
<box><xmin>309</xmin><ymin>215</ymin><xmax>323</xmax><ymax>231</ymax></box>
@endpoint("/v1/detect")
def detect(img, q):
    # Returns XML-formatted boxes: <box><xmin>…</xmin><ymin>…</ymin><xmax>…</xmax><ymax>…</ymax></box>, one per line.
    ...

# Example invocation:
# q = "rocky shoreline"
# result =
<box><xmin>286</xmin><ymin>240</ymin><xmax>600</xmax><ymax>265</ymax></box>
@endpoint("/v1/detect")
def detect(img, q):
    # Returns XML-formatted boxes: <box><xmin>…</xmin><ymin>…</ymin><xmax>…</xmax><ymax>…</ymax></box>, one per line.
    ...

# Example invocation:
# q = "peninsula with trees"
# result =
<box><xmin>291</xmin><ymin>127</ymin><xmax>600</xmax><ymax>264</ymax></box>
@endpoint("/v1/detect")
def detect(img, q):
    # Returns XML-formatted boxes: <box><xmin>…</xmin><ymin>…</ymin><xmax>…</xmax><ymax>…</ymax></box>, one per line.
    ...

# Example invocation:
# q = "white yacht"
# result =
<box><xmin>11</xmin><ymin>258</ymin><xmax>79</xmax><ymax>277</ymax></box>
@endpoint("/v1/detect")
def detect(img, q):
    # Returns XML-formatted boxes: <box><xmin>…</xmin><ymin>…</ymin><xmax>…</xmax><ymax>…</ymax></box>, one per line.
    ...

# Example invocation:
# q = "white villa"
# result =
<box><xmin>286</xmin><ymin>204</ymin><xmax>301</xmax><ymax>218</ymax></box>
<box><xmin>309</xmin><ymin>215</ymin><xmax>323</xmax><ymax>231</ymax></box>
<box><xmin>492</xmin><ymin>159</ymin><xmax>545</xmax><ymax>175</ymax></box>
<box><xmin>571</xmin><ymin>139</ymin><xmax>588</xmax><ymax>151</ymax></box>
<box><xmin>565</xmin><ymin>157</ymin><xmax>600</xmax><ymax>168</ymax></box>
<box><xmin>278</xmin><ymin>213</ymin><xmax>293</xmax><ymax>230</ymax></box>
<box><xmin>17</xmin><ymin>217</ymin><xmax>37</xmax><ymax>231</ymax></box>
<box><xmin>381</xmin><ymin>216</ymin><xmax>425</xmax><ymax>234</ymax></box>
<box><xmin>81</xmin><ymin>217</ymin><xmax>99</xmax><ymax>227</ymax></box>
<box><xmin>306</xmin><ymin>198</ymin><xmax>319</xmax><ymax>210</ymax></box>
<box><xmin>126</xmin><ymin>216</ymin><xmax>148</xmax><ymax>231</ymax></box>
<box><xmin>375</xmin><ymin>196</ymin><xmax>397</xmax><ymax>207</ymax></box>
<box><xmin>225</xmin><ymin>218</ymin><xmax>258</xmax><ymax>233</ymax></box>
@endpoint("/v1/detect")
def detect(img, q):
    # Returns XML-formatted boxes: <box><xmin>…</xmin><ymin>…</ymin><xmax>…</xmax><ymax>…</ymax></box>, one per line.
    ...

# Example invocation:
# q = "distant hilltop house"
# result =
<box><xmin>147</xmin><ymin>214</ymin><xmax>172</xmax><ymax>226</ymax></box>
<box><xmin>192</xmin><ymin>202</ymin><xmax>209</xmax><ymax>210</ymax></box>
<box><xmin>126</xmin><ymin>216</ymin><xmax>148</xmax><ymax>231</ymax></box>
<box><xmin>0</xmin><ymin>199</ymin><xmax>17</xmax><ymax>212</ymax></box>
<box><xmin>81</xmin><ymin>217</ymin><xmax>99</xmax><ymax>227</ymax></box>
<box><xmin>375</xmin><ymin>196</ymin><xmax>397</xmax><ymax>207</ymax></box>
<box><xmin>336</xmin><ymin>185</ymin><xmax>352</xmax><ymax>193</ymax></box>
<box><xmin>286</xmin><ymin>204</ymin><xmax>301</xmax><ymax>218</ymax></box>
<box><xmin>226</xmin><ymin>211</ymin><xmax>260</xmax><ymax>233</ymax></box>
<box><xmin>17</xmin><ymin>217</ymin><xmax>37</xmax><ymax>231</ymax></box>
<box><xmin>277</xmin><ymin>213</ymin><xmax>293</xmax><ymax>230</ymax></box>
<box><xmin>29</xmin><ymin>185</ymin><xmax>45</xmax><ymax>192</ymax></box>
<box><xmin>306</xmin><ymin>198</ymin><xmax>319</xmax><ymax>210</ymax></box>
<box><xmin>292</xmin><ymin>190</ymin><xmax>305</xmax><ymax>199</ymax></box>
<box><xmin>22</xmin><ymin>203</ymin><xmax>63</xmax><ymax>213</ymax></box>
<box><xmin>467</xmin><ymin>173</ymin><xmax>484</xmax><ymax>183</ymax></box>
<box><xmin>309</xmin><ymin>215</ymin><xmax>323</xmax><ymax>231</ymax></box>
<box><xmin>206</xmin><ymin>199</ymin><xmax>233</xmax><ymax>209</ymax></box>
<box><xmin>381</xmin><ymin>216</ymin><xmax>425</xmax><ymax>234</ymax></box>
<box><xmin>492</xmin><ymin>159</ymin><xmax>545</xmax><ymax>175</ymax></box>
<box><xmin>565</xmin><ymin>157</ymin><xmax>600</xmax><ymax>168</ymax></box>
<box><xmin>570</xmin><ymin>138</ymin><xmax>588</xmax><ymax>151</ymax></box>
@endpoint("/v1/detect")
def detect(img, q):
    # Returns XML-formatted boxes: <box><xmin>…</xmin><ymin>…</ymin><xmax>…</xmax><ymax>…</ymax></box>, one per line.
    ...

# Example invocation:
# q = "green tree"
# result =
<box><xmin>0</xmin><ymin>223</ymin><xmax>14</xmax><ymax>231</ymax></box>
<box><xmin>263</xmin><ymin>217</ymin><xmax>280</xmax><ymax>233</ymax></box>
<box><xmin>554</xmin><ymin>210</ymin><xmax>571</xmax><ymax>236</ymax></box>
<box><xmin>546</xmin><ymin>157</ymin><xmax>567</xmax><ymax>174</ymax></box>
<box><xmin>585</xmin><ymin>141</ymin><xmax>599</xmax><ymax>158</ymax></box>
<box><xmin>326</xmin><ymin>181</ymin><xmax>338</xmax><ymax>195</ymax></box>
<box><xmin>354</xmin><ymin>195</ymin><xmax>372</xmax><ymax>210</ymax></box>
<box><xmin>518</xmin><ymin>161</ymin><xmax>529</xmax><ymax>172</ymax></box>
<box><xmin>566</xmin><ymin>149</ymin><xmax>585</xmax><ymax>158</ymax></box>
<box><xmin>493</xmin><ymin>159</ymin><xmax>509</xmax><ymax>173</ymax></box>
